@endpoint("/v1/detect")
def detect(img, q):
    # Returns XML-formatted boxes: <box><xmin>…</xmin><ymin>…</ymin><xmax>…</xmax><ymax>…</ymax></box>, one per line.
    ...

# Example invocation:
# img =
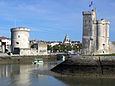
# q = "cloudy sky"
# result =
<box><xmin>0</xmin><ymin>0</ymin><xmax>115</xmax><ymax>42</ymax></box>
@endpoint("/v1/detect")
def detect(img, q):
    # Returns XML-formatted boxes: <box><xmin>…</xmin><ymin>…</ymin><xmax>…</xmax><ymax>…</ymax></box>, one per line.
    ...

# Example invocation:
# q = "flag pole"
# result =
<box><xmin>89</xmin><ymin>0</ymin><xmax>95</xmax><ymax>9</ymax></box>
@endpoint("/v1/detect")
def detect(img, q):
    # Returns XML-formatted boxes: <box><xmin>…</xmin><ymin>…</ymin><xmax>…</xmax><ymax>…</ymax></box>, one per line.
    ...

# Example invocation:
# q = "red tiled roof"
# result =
<box><xmin>0</xmin><ymin>36</ymin><xmax>9</xmax><ymax>40</ymax></box>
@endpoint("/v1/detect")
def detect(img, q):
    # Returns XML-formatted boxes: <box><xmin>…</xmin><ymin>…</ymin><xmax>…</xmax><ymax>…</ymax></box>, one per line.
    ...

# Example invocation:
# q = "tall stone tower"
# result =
<box><xmin>82</xmin><ymin>9</ymin><xmax>110</xmax><ymax>55</ymax></box>
<box><xmin>11</xmin><ymin>27</ymin><xmax>30</xmax><ymax>54</ymax></box>
<box><xmin>82</xmin><ymin>9</ymin><xmax>97</xmax><ymax>55</ymax></box>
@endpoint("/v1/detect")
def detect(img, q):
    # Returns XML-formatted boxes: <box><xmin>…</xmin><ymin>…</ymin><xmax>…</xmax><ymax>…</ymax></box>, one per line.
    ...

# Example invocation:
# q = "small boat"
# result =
<box><xmin>32</xmin><ymin>59</ymin><xmax>43</xmax><ymax>64</ymax></box>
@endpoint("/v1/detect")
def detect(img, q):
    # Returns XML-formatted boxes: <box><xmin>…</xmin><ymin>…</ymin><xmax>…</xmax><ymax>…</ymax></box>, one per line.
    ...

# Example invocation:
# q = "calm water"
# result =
<box><xmin>0</xmin><ymin>62</ymin><xmax>115</xmax><ymax>86</ymax></box>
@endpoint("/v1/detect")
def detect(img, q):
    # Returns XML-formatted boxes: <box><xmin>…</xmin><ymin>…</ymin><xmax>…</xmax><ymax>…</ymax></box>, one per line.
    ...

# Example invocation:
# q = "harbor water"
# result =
<box><xmin>0</xmin><ymin>62</ymin><xmax>115</xmax><ymax>86</ymax></box>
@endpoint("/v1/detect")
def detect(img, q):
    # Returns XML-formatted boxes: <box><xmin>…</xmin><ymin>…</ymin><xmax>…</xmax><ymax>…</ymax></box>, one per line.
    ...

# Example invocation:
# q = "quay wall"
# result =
<box><xmin>0</xmin><ymin>55</ymin><xmax>58</xmax><ymax>64</ymax></box>
<box><xmin>51</xmin><ymin>55</ymin><xmax>115</xmax><ymax>76</ymax></box>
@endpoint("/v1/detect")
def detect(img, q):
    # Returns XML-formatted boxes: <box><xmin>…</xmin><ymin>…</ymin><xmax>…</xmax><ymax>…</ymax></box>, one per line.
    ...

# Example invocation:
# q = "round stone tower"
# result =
<box><xmin>11</xmin><ymin>27</ymin><xmax>30</xmax><ymax>54</ymax></box>
<box><xmin>96</xmin><ymin>19</ymin><xmax>110</xmax><ymax>54</ymax></box>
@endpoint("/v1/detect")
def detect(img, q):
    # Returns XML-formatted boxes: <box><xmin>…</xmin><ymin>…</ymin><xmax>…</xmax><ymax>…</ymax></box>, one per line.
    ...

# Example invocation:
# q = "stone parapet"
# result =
<box><xmin>11</xmin><ymin>27</ymin><xmax>30</xmax><ymax>32</ymax></box>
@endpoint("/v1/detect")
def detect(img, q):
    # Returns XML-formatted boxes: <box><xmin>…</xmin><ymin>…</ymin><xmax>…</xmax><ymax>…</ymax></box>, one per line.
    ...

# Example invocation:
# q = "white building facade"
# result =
<box><xmin>0</xmin><ymin>36</ymin><xmax>11</xmax><ymax>53</ymax></box>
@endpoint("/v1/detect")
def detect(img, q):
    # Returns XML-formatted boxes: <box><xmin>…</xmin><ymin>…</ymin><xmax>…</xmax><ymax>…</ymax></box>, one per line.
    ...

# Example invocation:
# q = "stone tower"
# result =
<box><xmin>82</xmin><ymin>9</ymin><xmax>110</xmax><ymax>55</ymax></box>
<box><xmin>96</xmin><ymin>19</ymin><xmax>110</xmax><ymax>54</ymax></box>
<box><xmin>11</xmin><ymin>27</ymin><xmax>30</xmax><ymax>54</ymax></box>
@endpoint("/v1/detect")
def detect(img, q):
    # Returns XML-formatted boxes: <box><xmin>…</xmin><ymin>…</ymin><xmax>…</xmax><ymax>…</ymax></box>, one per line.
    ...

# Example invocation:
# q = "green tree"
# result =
<box><xmin>72</xmin><ymin>45</ymin><xmax>78</xmax><ymax>50</ymax></box>
<box><xmin>77</xmin><ymin>44</ymin><xmax>82</xmax><ymax>51</ymax></box>
<box><xmin>66</xmin><ymin>45</ymin><xmax>72</xmax><ymax>51</ymax></box>
<box><xmin>60</xmin><ymin>44</ymin><xmax>66</xmax><ymax>51</ymax></box>
<box><xmin>47</xmin><ymin>45</ymin><xmax>52</xmax><ymax>50</ymax></box>
<box><xmin>53</xmin><ymin>45</ymin><xmax>59</xmax><ymax>51</ymax></box>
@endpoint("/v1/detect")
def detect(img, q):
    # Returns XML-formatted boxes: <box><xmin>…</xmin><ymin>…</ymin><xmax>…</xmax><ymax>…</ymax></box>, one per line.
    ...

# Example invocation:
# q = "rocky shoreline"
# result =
<box><xmin>51</xmin><ymin>55</ymin><xmax>115</xmax><ymax>77</ymax></box>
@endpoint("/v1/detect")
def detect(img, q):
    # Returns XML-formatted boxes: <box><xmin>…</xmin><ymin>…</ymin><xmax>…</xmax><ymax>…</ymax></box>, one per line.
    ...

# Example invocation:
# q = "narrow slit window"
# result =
<box><xmin>16</xmin><ymin>42</ymin><xmax>19</xmax><ymax>44</ymax></box>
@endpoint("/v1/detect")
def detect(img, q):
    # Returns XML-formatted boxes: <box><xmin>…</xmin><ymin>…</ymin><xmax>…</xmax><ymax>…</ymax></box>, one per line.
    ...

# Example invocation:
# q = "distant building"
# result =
<box><xmin>0</xmin><ymin>36</ymin><xmax>11</xmax><ymax>53</ymax></box>
<box><xmin>71</xmin><ymin>41</ymin><xmax>80</xmax><ymax>46</ymax></box>
<box><xmin>30</xmin><ymin>40</ymin><xmax>38</xmax><ymax>44</ymax></box>
<box><xmin>38</xmin><ymin>42</ymin><xmax>47</xmax><ymax>55</ymax></box>
<box><xmin>63</xmin><ymin>34</ymin><xmax>71</xmax><ymax>45</ymax></box>
<box><xmin>46</xmin><ymin>41</ymin><xmax>62</xmax><ymax>47</ymax></box>
<box><xmin>48</xmin><ymin>42</ymin><xmax>59</xmax><ymax>47</ymax></box>
<box><xmin>30</xmin><ymin>42</ymin><xmax>47</xmax><ymax>55</ymax></box>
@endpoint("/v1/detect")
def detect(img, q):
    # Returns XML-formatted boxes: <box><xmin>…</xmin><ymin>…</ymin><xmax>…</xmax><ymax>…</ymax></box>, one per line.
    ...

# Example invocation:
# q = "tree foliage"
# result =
<box><xmin>47</xmin><ymin>43</ymin><xmax>82</xmax><ymax>51</ymax></box>
<box><xmin>72</xmin><ymin>45</ymin><xmax>78</xmax><ymax>50</ymax></box>
<box><xmin>53</xmin><ymin>45</ymin><xmax>59</xmax><ymax>50</ymax></box>
<box><xmin>60</xmin><ymin>44</ymin><xmax>66</xmax><ymax>51</ymax></box>
<box><xmin>47</xmin><ymin>45</ymin><xmax>52</xmax><ymax>50</ymax></box>
<box><xmin>66</xmin><ymin>45</ymin><xmax>72</xmax><ymax>51</ymax></box>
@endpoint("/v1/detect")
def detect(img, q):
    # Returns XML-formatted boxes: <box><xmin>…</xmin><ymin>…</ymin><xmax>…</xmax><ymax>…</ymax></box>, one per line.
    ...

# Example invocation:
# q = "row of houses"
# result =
<box><xmin>0</xmin><ymin>35</ymin><xmax>80</xmax><ymax>53</ymax></box>
<box><xmin>47</xmin><ymin>34</ymin><xmax>80</xmax><ymax>47</ymax></box>
<box><xmin>0</xmin><ymin>31</ymin><xmax>80</xmax><ymax>55</ymax></box>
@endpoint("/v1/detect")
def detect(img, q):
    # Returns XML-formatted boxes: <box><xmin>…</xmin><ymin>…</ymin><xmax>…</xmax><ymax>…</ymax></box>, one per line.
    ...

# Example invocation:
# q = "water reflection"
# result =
<box><xmin>0</xmin><ymin>64</ymin><xmax>32</xmax><ymax>86</ymax></box>
<box><xmin>0</xmin><ymin>63</ymin><xmax>67</xmax><ymax>86</ymax></box>
<box><xmin>54</xmin><ymin>76</ymin><xmax>115</xmax><ymax>86</ymax></box>
<box><xmin>0</xmin><ymin>63</ymin><xmax>115</xmax><ymax>86</ymax></box>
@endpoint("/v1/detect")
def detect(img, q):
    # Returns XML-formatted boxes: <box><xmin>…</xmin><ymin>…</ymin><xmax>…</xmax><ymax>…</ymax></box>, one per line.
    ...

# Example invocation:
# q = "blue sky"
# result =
<box><xmin>0</xmin><ymin>0</ymin><xmax>115</xmax><ymax>42</ymax></box>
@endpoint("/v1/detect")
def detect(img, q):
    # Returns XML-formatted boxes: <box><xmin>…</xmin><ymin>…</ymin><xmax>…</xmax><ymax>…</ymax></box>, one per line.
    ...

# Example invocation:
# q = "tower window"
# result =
<box><xmin>16</xmin><ymin>42</ymin><xmax>19</xmax><ymax>44</ymax></box>
<box><xmin>18</xmin><ymin>35</ymin><xmax>20</xmax><ymax>38</ymax></box>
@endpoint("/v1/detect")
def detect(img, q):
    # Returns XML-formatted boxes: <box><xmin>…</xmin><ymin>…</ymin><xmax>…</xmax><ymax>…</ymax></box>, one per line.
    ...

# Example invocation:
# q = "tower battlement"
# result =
<box><xmin>96</xmin><ymin>19</ymin><xmax>110</xmax><ymax>24</ymax></box>
<box><xmin>82</xmin><ymin>9</ymin><xmax>96</xmax><ymax>15</ymax></box>
<box><xmin>11</xmin><ymin>27</ymin><xmax>30</xmax><ymax>32</ymax></box>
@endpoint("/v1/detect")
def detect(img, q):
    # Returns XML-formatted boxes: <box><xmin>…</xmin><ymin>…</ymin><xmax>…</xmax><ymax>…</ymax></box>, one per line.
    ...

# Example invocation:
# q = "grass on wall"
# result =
<box><xmin>95</xmin><ymin>54</ymin><xmax>115</xmax><ymax>56</ymax></box>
